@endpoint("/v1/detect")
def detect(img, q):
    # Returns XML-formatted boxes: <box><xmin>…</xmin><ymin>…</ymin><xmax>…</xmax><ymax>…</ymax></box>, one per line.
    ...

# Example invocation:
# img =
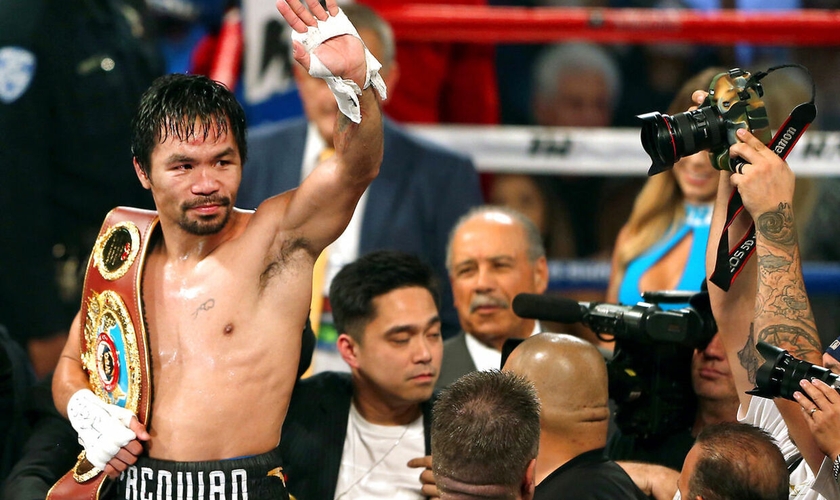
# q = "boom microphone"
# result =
<box><xmin>512</xmin><ymin>294</ymin><xmax>586</xmax><ymax>323</ymax></box>
<box><xmin>513</xmin><ymin>293</ymin><xmax>712</xmax><ymax>347</ymax></box>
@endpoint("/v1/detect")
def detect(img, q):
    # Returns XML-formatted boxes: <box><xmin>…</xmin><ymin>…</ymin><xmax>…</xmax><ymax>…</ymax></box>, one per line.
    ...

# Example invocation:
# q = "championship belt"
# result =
<box><xmin>47</xmin><ymin>207</ymin><xmax>159</xmax><ymax>500</ymax></box>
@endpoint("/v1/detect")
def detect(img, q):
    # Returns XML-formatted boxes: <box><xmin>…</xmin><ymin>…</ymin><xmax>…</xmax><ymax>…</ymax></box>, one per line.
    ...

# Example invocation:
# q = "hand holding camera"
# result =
<box><xmin>638</xmin><ymin>65</ymin><xmax>816</xmax><ymax>291</ymax></box>
<box><xmin>728</xmin><ymin>128</ymin><xmax>796</xmax><ymax>219</ymax></box>
<box><xmin>795</xmin><ymin>379</ymin><xmax>840</xmax><ymax>466</ymax></box>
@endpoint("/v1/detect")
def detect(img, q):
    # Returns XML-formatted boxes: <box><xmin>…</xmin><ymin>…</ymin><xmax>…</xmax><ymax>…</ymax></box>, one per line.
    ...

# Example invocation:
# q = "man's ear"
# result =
<box><xmin>533</xmin><ymin>256</ymin><xmax>549</xmax><ymax>294</ymax></box>
<box><xmin>521</xmin><ymin>458</ymin><xmax>537</xmax><ymax>500</ymax></box>
<box><xmin>134</xmin><ymin>158</ymin><xmax>151</xmax><ymax>190</ymax></box>
<box><xmin>337</xmin><ymin>333</ymin><xmax>360</xmax><ymax>369</ymax></box>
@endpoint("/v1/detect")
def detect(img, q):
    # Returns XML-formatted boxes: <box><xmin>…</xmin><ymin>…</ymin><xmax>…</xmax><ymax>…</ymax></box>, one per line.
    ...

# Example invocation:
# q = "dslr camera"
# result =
<box><xmin>639</xmin><ymin>67</ymin><xmax>772</xmax><ymax>175</ymax></box>
<box><xmin>748</xmin><ymin>341</ymin><xmax>839</xmax><ymax>401</ymax></box>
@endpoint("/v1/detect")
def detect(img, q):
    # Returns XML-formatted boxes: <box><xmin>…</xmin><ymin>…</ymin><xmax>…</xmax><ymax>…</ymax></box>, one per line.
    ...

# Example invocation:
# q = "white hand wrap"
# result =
<box><xmin>291</xmin><ymin>8</ymin><xmax>387</xmax><ymax>123</ymax></box>
<box><xmin>67</xmin><ymin>389</ymin><xmax>137</xmax><ymax>469</ymax></box>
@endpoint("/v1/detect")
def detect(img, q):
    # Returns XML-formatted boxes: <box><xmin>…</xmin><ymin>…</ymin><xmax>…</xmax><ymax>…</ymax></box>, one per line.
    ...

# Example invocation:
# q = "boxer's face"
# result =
<box><xmin>136</xmin><ymin>120</ymin><xmax>240</xmax><ymax>236</ymax></box>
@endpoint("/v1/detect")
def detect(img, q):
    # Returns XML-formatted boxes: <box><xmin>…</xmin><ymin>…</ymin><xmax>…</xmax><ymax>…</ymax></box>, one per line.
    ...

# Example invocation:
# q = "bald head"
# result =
<box><xmin>503</xmin><ymin>333</ymin><xmax>609</xmax><ymax>436</ymax></box>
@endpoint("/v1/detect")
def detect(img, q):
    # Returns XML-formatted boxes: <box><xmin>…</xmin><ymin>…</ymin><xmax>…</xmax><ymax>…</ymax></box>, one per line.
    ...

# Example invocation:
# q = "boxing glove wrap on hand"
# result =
<box><xmin>291</xmin><ymin>7</ymin><xmax>387</xmax><ymax>123</ymax></box>
<box><xmin>66</xmin><ymin>389</ymin><xmax>137</xmax><ymax>469</ymax></box>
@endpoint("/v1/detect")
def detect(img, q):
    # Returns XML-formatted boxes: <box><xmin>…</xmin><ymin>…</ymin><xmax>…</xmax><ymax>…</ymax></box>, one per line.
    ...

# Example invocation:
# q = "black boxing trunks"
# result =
<box><xmin>115</xmin><ymin>447</ymin><xmax>289</xmax><ymax>500</ymax></box>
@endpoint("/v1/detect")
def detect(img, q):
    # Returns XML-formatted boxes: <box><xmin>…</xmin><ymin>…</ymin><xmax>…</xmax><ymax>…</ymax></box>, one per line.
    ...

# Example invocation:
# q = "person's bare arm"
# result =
<box><xmin>52</xmin><ymin>313</ymin><xmax>149</xmax><ymax>478</ymax></box>
<box><xmin>617</xmin><ymin>461</ymin><xmax>679</xmax><ymax>500</ymax></box>
<box><xmin>728</xmin><ymin>127</ymin><xmax>824</xmax><ymax>472</ymax></box>
<box><xmin>52</xmin><ymin>312</ymin><xmax>91</xmax><ymax>418</ymax></box>
<box><xmin>705</xmin><ymin>168</ymin><xmax>757</xmax><ymax>413</ymax></box>
<box><xmin>253</xmin><ymin>0</ymin><xmax>383</xmax><ymax>256</ymax></box>
<box><xmin>729</xmin><ymin>130</ymin><xmax>820</xmax><ymax>363</ymax></box>
<box><xmin>605</xmin><ymin>225</ymin><xmax>630</xmax><ymax>304</ymax></box>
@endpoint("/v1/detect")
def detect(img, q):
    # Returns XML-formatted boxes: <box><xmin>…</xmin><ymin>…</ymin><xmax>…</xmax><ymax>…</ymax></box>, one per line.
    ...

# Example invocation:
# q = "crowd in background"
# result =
<box><xmin>3</xmin><ymin>0</ymin><xmax>840</xmax><ymax>497</ymax></box>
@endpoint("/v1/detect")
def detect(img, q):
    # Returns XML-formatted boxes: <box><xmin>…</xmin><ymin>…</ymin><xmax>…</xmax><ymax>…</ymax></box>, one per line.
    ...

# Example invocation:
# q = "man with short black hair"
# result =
<box><xmin>280</xmin><ymin>250</ymin><xmax>442</xmax><ymax>499</ymax></box>
<box><xmin>432</xmin><ymin>369</ymin><xmax>540</xmax><ymax>500</ymax></box>
<box><xmin>50</xmin><ymin>1</ymin><xmax>385</xmax><ymax>496</ymax></box>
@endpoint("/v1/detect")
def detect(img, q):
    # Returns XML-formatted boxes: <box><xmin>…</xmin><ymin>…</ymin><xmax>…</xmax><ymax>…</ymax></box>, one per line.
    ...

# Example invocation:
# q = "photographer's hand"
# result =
<box><xmin>728</xmin><ymin>128</ymin><xmax>796</xmax><ymax>220</ymax></box>
<box><xmin>733</xmin><ymin>124</ymin><xmax>823</xmax><ymax>473</ymax></box>
<box><xmin>690</xmin><ymin>90</ymin><xmax>708</xmax><ymax>108</ymax></box>
<box><xmin>795</xmin><ymin>379</ymin><xmax>840</xmax><ymax>462</ymax></box>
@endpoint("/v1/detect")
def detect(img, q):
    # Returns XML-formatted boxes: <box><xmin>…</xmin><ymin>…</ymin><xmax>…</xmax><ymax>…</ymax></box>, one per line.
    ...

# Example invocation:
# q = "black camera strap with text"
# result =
<box><xmin>709</xmin><ymin>100</ymin><xmax>817</xmax><ymax>291</ymax></box>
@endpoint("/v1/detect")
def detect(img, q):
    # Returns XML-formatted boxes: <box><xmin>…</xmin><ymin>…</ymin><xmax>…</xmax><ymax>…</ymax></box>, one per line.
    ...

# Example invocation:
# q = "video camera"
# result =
<box><xmin>748</xmin><ymin>341</ymin><xmax>839</xmax><ymax>401</ymax></box>
<box><xmin>513</xmin><ymin>291</ymin><xmax>716</xmax><ymax>438</ymax></box>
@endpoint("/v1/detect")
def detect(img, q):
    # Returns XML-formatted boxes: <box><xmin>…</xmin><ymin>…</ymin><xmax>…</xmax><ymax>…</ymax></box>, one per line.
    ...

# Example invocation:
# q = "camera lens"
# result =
<box><xmin>751</xmin><ymin>341</ymin><xmax>840</xmax><ymax>400</ymax></box>
<box><xmin>638</xmin><ymin>112</ymin><xmax>677</xmax><ymax>175</ymax></box>
<box><xmin>638</xmin><ymin>106</ymin><xmax>724</xmax><ymax>175</ymax></box>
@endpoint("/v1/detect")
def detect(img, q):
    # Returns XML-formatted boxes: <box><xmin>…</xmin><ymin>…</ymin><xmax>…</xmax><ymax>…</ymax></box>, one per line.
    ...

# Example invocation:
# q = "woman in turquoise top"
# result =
<box><xmin>606</xmin><ymin>68</ymin><xmax>725</xmax><ymax>309</ymax></box>
<box><xmin>604</xmin><ymin>68</ymin><xmax>740</xmax><ymax>471</ymax></box>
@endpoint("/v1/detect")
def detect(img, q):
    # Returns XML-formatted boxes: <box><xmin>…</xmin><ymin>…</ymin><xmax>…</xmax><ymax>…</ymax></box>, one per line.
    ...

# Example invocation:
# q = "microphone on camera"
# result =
<box><xmin>512</xmin><ymin>293</ymin><xmax>586</xmax><ymax>323</ymax></box>
<box><xmin>513</xmin><ymin>293</ymin><xmax>710</xmax><ymax>347</ymax></box>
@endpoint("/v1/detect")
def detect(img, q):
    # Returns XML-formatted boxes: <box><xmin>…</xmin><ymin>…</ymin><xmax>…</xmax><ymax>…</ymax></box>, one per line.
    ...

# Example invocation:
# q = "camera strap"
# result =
<box><xmin>709</xmin><ymin>101</ymin><xmax>817</xmax><ymax>291</ymax></box>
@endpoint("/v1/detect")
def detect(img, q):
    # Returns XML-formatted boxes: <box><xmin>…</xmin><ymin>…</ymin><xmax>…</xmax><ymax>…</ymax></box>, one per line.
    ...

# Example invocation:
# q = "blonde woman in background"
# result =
<box><xmin>606</xmin><ymin>67</ymin><xmax>726</xmax><ymax>308</ymax></box>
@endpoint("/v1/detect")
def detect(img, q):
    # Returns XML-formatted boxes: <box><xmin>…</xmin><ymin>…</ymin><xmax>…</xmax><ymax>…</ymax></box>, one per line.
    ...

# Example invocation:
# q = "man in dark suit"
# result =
<box><xmin>237</xmin><ymin>4</ymin><xmax>482</xmax><ymax>345</ymax></box>
<box><xmin>436</xmin><ymin>206</ymin><xmax>549</xmax><ymax>389</ymax></box>
<box><xmin>280</xmin><ymin>251</ymin><xmax>442</xmax><ymax>499</ymax></box>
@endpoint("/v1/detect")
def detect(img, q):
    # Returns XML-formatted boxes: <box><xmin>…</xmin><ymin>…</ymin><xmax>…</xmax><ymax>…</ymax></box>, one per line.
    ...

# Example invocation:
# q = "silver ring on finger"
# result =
<box><xmin>810</xmin><ymin>407</ymin><xmax>819</xmax><ymax>416</ymax></box>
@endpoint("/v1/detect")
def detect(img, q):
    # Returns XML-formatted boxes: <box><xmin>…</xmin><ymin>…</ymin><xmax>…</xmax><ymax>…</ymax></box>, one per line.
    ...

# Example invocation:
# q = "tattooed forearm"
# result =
<box><xmin>765</xmin><ymin>285</ymin><xmax>813</xmax><ymax>320</ymax></box>
<box><xmin>756</xmin><ymin>323</ymin><xmax>821</xmax><ymax>361</ymax></box>
<box><xmin>757</xmin><ymin>253</ymin><xmax>792</xmax><ymax>274</ymax></box>
<box><xmin>192</xmin><ymin>298</ymin><xmax>215</xmax><ymax>319</ymax></box>
<box><xmin>756</xmin><ymin>203</ymin><xmax>797</xmax><ymax>248</ymax></box>
<box><xmin>738</xmin><ymin>324</ymin><xmax>762</xmax><ymax>385</ymax></box>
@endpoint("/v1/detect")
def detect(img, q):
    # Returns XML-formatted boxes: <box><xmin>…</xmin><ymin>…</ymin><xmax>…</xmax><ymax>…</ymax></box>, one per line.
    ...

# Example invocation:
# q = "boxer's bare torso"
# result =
<box><xmin>141</xmin><ymin>207</ymin><xmax>311</xmax><ymax>461</ymax></box>
<box><xmin>52</xmin><ymin>0</ymin><xmax>383</xmax><ymax>473</ymax></box>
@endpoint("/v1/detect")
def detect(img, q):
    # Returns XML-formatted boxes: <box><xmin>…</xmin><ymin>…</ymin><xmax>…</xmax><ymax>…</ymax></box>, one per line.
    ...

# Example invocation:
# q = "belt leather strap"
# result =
<box><xmin>47</xmin><ymin>207</ymin><xmax>158</xmax><ymax>500</ymax></box>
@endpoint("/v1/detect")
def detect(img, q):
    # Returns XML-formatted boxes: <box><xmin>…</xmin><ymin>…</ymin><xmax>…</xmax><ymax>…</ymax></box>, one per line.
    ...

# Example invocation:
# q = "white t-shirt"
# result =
<box><xmin>333</xmin><ymin>403</ymin><xmax>426</xmax><ymax>500</ymax></box>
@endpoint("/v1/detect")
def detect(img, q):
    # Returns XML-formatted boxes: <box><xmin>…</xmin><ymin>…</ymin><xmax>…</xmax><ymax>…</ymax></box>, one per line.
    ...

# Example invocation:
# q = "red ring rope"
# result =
<box><xmin>375</xmin><ymin>6</ymin><xmax>840</xmax><ymax>45</ymax></box>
